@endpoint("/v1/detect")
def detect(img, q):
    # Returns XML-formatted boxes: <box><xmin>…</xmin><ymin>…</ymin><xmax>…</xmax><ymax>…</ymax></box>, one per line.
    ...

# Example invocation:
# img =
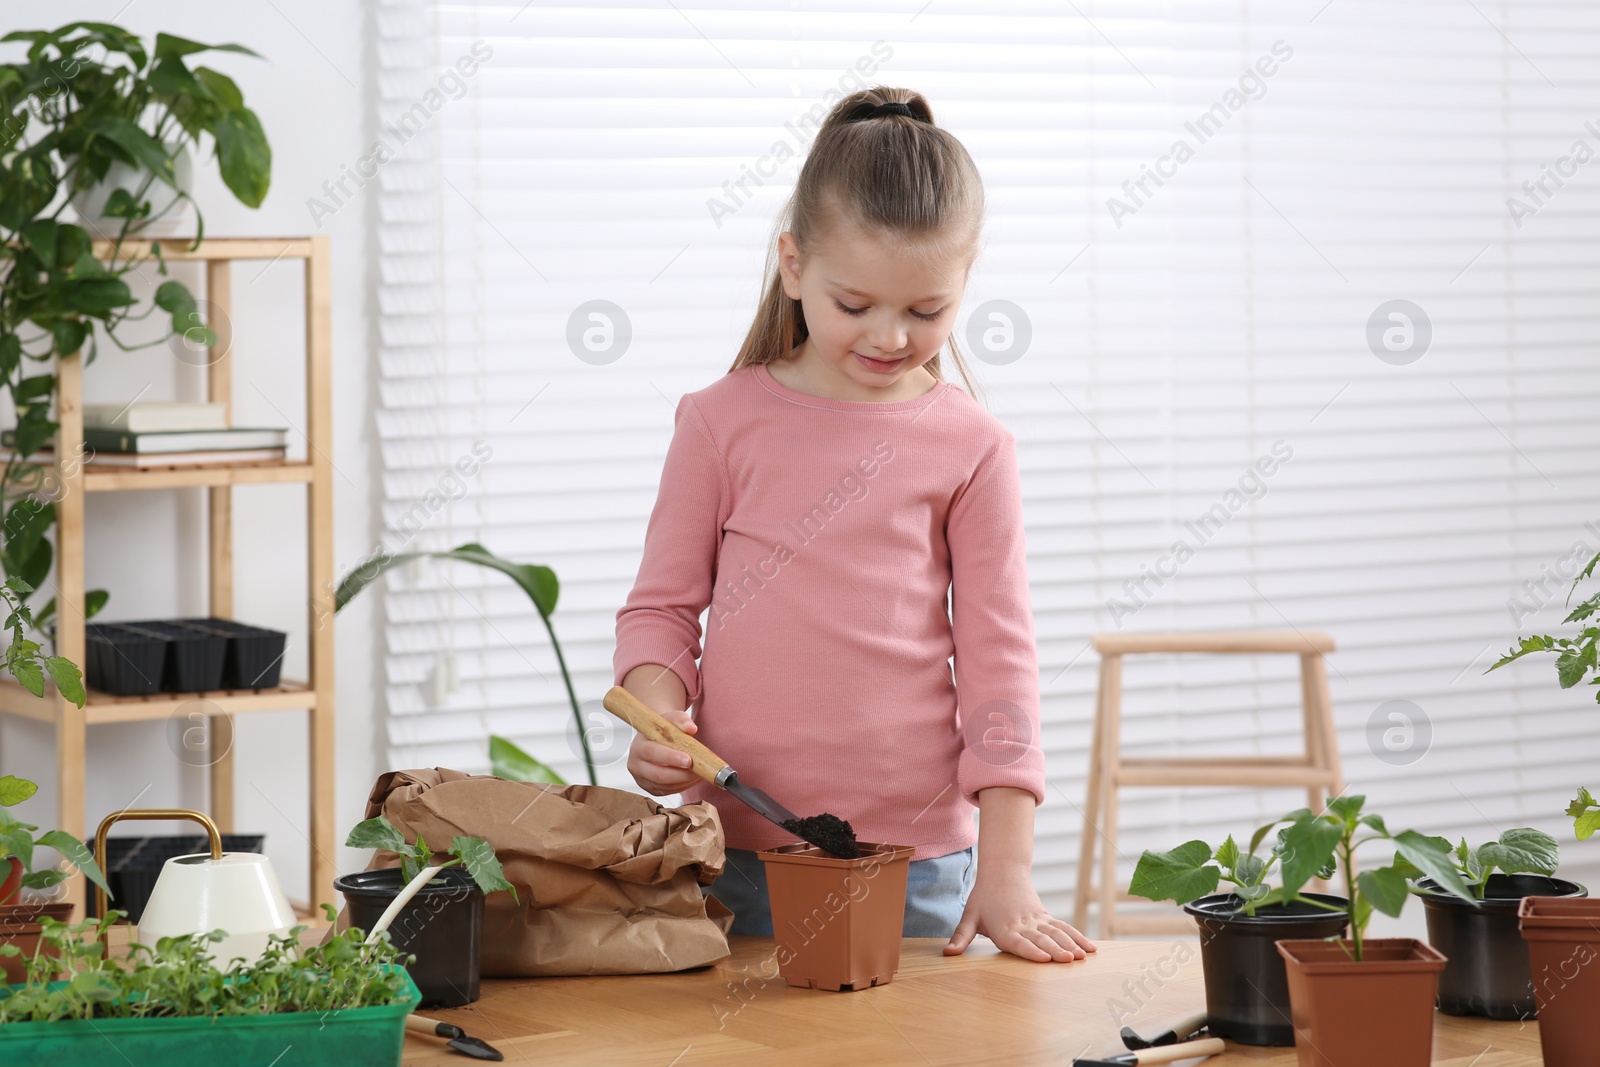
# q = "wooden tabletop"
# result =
<box><xmin>403</xmin><ymin>937</ymin><xmax>1546</xmax><ymax>1066</ymax></box>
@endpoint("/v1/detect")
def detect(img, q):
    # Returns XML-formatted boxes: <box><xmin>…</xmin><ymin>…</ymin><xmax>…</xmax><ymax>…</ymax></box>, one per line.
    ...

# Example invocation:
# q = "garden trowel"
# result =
<box><xmin>601</xmin><ymin>685</ymin><xmax>858</xmax><ymax>857</ymax></box>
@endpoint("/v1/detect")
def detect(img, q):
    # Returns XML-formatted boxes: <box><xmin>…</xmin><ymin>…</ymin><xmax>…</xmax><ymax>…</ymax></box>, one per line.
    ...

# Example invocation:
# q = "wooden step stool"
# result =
<box><xmin>1071</xmin><ymin>631</ymin><xmax>1344</xmax><ymax>938</ymax></box>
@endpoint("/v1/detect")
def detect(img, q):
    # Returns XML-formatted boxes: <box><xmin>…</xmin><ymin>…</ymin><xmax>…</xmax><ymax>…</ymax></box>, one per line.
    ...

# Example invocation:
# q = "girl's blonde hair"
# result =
<box><xmin>728</xmin><ymin>86</ymin><xmax>988</xmax><ymax>406</ymax></box>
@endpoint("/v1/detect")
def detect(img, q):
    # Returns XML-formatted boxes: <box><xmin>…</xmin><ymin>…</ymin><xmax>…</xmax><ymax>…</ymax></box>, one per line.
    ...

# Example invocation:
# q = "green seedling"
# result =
<box><xmin>1396</xmin><ymin>827</ymin><xmax>1559</xmax><ymax>900</ymax></box>
<box><xmin>0</xmin><ymin>904</ymin><xmax>412</xmax><ymax>1023</ymax></box>
<box><xmin>344</xmin><ymin>816</ymin><xmax>516</xmax><ymax>902</ymax></box>
<box><xmin>0</xmin><ymin>773</ymin><xmax>109</xmax><ymax>905</ymax></box>
<box><xmin>1569</xmin><ymin>787</ymin><xmax>1600</xmax><ymax>841</ymax></box>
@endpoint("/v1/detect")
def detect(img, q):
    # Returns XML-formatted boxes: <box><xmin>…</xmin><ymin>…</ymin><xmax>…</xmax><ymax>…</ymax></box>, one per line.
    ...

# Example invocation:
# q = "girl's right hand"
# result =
<box><xmin>627</xmin><ymin>706</ymin><xmax>705</xmax><ymax>796</ymax></box>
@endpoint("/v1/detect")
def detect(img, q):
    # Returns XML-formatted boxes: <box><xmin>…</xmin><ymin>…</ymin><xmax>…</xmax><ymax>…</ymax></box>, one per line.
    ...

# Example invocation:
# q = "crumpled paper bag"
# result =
<box><xmin>354</xmin><ymin>767</ymin><xmax>734</xmax><ymax>976</ymax></box>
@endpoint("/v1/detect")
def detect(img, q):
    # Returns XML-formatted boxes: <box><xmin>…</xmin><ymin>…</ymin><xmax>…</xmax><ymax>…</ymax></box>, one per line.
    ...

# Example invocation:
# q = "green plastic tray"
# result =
<box><xmin>0</xmin><ymin>965</ymin><xmax>420</xmax><ymax>1065</ymax></box>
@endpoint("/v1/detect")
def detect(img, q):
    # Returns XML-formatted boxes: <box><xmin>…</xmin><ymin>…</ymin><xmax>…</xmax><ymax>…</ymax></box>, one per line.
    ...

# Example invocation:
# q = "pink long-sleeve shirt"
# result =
<box><xmin>612</xmin><ymin>361</ymin><xmax>1046</xmax><ymax>860</ymax></box>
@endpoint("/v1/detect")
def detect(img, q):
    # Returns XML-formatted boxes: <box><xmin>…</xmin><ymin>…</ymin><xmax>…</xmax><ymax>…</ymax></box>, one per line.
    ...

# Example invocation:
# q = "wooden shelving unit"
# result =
<box><xmin>0</xmin><ymin>236</ymin><xmax>336</xmax><ymax>912</ymax></box>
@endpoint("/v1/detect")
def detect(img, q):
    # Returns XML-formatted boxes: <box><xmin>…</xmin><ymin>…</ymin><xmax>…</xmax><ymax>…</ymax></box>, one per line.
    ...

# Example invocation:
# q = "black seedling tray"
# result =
<box><xmin>122</xmin><ymin>619</ymin><xmax>227</xmax><ymax>692</ymax></box>
<box><xmin>172</xmin><ymin>617</ymin><xmax>287</xmax><ymax>689</ymax></box>
<box><xmin>85</xmin><ymin>623</ymin><xmax>168</xmax><ymax>696</ymax></box>
<box><xmin>86</xmin><ymin>833</ymin><xmax>266</xmax><ymax>922</ymax></box>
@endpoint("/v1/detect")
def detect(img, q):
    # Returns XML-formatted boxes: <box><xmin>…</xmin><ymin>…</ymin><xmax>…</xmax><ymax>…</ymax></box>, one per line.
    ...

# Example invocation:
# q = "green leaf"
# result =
<box><xmin>10</xmin><ymin>657</ymin><xmax>44</xmax><ymax>697</ymax></box>
<box><xmin>490</xmin><ymin>735</ymin><xmax>565</xmax><ymax>785</ymax></box>
<box><xmin>211</xmin><ymin>107</ymin><xmax>271</xmax><ymax>208</ymax></box>
<box><xmin>1557</xmin><ymin>647</ymin><xmax>1590</xmax><ymax>689</ymax></box>
<box><xmin>451</xmin><ymin>836</ymin><xmax>517</xmax><ymax>903</ymax></box>
<box><xmin>1575</xmin><ymin>807</ymin><xmax>1600</xmax><ymax>842</ymax></box>
<box><xmin>1214</xmin><ymin>834</ymin><xmax>1240</xmax><ymax>870</ymax></box>
<box><xmin>36</xmin><ymin>830</ymin><xmax>111</xmax><ymax>896</ymax></box>
<box><xmin>51</xmin><ymin>318</ymin><xmax>87</xmax><ymax>358</ymax></box>
<box><xmin>1358</xmin><ymin>865</ymin><xmax>1410</xmax><ymax>918</ymax></box>
<box><xmin>1393</xmin><ymin>830</ymin><xmax>1476</xmax><ymax>904</ymax></box>
<box><xmin>1233</xmin><ymin>853</ymin><xmax>1267</xmax><ymax>888</ymax></box>
<box><xmin>193</xmin><ymin>67</ymin><xmax>244</xmax><ymax>110</ymax></box>
<box><xmin>336</xmin><ymin>544</ymin><xmax>559</xmax><ymax>619</ymax></box>
<box><xmin>0</xmin><ymin>828</ymin><xmax>34</xmax><ymax>871</ymax></box>
<box><xmin>100</xmin><ymin>187</ymin><xmax>147</xmax><ymax>220</ymax></box>
<box><xmin>65</xmin><ymin>277</ymin><xmax>135</xmax><ymax>314</ymax></box>
<box><xmin>1127</xmin><ymin>841</ymin><xmax>1219</xmax><ymax>904</ymax></box>
<box><xmin>20</xmin><ymin>869</ymin><xmax>65</xmax><ymax>889</ymax></box>
<box><xmin>154</xmin><ymin>33</ymin><xmax>262</xmax><ymax>60</ymax></box>
<box><xmin>1326</xmin><ymin>794</ymin><xmax>1365</xmax><ymax>825</ymax></box>
<box><xmin>82</xmin><ymin>116</ymin><xmax>176</xmax><ymax>188</ymax></box>
<box><xmin>13</xmin><ymin>374</ymin><xmax>53</xmax><ymax>403</ymax></box>
<box><xmin>344</xmin><ymin>816</ymin><xmax>406</xmax><ymax>853</ymax></box>
<box><xmin>45</xmin><ymin>657</ymin><xmax>86</xmax><ymax>708</ymax></box>
<box><xmin>1278</xmin><ymin>815</ymin><xmax>1344</xmax><ymax>899</ymax></box>
<box><xmin>0</xmin><ymin>775</ymin><xmax>38</xmax><ymax>807</ymax></box>
<box><xmin>1477</xmin><ymin>827</ymin><xmax>1559</xmax><ymax>878</ymax></box>
<box><xmin>0</xmin><ymin>333</ymin><xmax>20</xmax><ymax>377</ymax></box>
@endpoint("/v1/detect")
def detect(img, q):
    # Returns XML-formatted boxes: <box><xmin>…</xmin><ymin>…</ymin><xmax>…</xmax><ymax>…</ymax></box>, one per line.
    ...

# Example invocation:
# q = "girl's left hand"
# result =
<box><xmin>944</xmin><ymin>865</ymin><xmax>1097</xmax><ymax>963</ymax></box>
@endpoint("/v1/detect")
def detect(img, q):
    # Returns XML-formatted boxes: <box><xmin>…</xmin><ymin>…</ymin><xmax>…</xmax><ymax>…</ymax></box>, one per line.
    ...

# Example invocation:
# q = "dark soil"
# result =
<box><xmin>781</xmin><ymin>813</ymin><xmax>860</xmax><ymax>859</ymax></box>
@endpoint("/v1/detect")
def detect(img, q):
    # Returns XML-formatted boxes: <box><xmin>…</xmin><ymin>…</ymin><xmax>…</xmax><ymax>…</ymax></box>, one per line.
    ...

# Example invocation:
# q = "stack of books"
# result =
<box><xmin>4</xmin><ymin>402</ymin><xmax>290</xmax><ymax>468</ymax></box>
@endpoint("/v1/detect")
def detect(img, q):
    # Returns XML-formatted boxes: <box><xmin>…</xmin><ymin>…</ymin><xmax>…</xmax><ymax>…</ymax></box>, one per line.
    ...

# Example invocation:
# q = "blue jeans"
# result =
<box><xmin>704</xmin><ymin>846</ymin><xmax>976</xmax><ymax>938</ymax></box>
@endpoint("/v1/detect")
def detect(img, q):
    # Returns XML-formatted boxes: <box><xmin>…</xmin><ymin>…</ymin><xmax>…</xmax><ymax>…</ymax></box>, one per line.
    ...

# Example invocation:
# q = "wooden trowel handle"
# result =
<box><xmin>1132</xmin><ymin>1037</ymin><xmax>1226</xmax><ymax>1064</ymax></box>
<box><xmin>602</xmin><ymin>685</ymin><xmax>730</xmax><ymax>786</ymax></box>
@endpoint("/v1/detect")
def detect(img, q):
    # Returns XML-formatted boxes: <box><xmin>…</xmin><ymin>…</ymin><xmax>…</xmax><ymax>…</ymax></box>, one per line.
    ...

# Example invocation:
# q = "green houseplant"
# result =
<box><xmin>0</xmin><ymin>21</ymin><xmax>271</xmax><ymax>664</ymax></box>
<box><xmin>0</xmin><ymin>908</ymin><xmax>419</xmax><ymax>1065</ymax></box>
<box><xmin>336</xmin><ymin>814</ymin><xmax>514</xmax><ymax>1009</ymax></box>
<box><xmin>335</xmin><ymin>541</ymin><xmax>596</xmax><ymax>785</ymax></box>
<box><xmin>1272</xmin><ymin>795</ymin><xmax>1475</xmax><ymax>1067</ymax></box>
<box><xmin>1128</xmin><ymin>817</ymin><xmax>1349</xmax><ymax>1046</ymax></box>
<box><xmin>1408</xmin><ymin>826</ymin><xmax>1583</xmax><ymax>1019</ymax></box>
<box><xmin>0</xmin><ymin>771</ymin><xmax>111</xmax><ymax>983</ymax></box>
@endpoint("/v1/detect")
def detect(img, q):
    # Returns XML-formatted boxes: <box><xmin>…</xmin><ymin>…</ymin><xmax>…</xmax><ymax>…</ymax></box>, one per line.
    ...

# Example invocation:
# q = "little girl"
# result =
<box><xmin>614</xmin><ymin>88</ymin><xmax>1095</xmax><ymax>965</ymax></box>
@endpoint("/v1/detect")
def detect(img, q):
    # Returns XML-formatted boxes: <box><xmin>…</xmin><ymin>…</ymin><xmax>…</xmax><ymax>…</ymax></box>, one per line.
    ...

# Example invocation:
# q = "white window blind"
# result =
<box><xmin>374</xmin><ymin>0</ymin><xmax>1600</xmax><ymax>914</ymax></box>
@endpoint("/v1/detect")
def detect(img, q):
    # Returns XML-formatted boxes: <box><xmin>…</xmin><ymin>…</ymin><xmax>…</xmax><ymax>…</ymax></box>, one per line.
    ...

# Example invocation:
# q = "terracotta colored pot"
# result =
<box><xmin>0</xmin><ymin>856</ymin><xmax>20</xmax><ymax>907</ymax></box>
<box><xmin>0</xmin><ymin>901</ymin><xmax>76</xmax><ymax>984</ymax></box>
<box><xmin>1518</xmin><ymin>895</ymin><xmax>1600</xmax><ymax>1067</ymax></box>
<box><xmin>757</xmin><ymin>841</ymin><xmax>915</xmax><ymax>991</ymax></box>
<box><xmin>1275</xmin><ymin>937</ymin><xmax>1446</xmax><ymax>1067</ymax></box>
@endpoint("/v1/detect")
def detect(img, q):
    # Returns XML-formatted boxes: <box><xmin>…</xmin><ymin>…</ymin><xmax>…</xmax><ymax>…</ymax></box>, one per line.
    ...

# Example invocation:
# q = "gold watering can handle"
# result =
<box><xmin>93</xmin><ymin>808</ymin><xmax>223</xmax><ymax>945</ymax></box>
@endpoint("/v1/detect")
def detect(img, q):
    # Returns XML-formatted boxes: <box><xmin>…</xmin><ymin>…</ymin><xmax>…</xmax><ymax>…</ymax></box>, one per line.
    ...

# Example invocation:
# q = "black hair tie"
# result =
<box><xmin>863</xmin><ymin>101</ymin><xmax>915</xmax><ymax>120</ymax></box>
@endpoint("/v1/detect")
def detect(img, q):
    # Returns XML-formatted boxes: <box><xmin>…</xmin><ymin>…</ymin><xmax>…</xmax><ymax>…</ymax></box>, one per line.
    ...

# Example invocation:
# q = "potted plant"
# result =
<box><xmin>1272</xmin><ymin>795</ymin><xmax>1477</xmax><ymax>1067</ymax></box>
<box><xmin>0</xmin><ymin>772</ymin><xmax>110</xmax><ymax>983</ymax></box>
<box><xmin>1405</xmin><ymin>826</ymin><xmax>1584</xmax><ymax>1019</ymax></box>
<box><xmin>756</xmin><ymin>840</ymin><xmax>916</xmax><ymax>992</ymax></box>
<box><xmin>1507</xmin><ymin>787</ymin><xmax>1600</xmax><ymax>1066</ymax></box>
<box><xmin>337</xmin><ymin>815</ymin><xmax>515</xmax><ymax>1008</ymax></box>
<box><xmin>0</xmin><ymin>908</ymin><xmax>419</xmax><ymax>1065</ymax></box>
<box><xmin>0</xmin><ymin>21</ymin><xmax>271</xmax><ymax>637</ymax></box>
<box><xmin>1127</xmin><ymin>817</ymin><xmax>1349</xmax><ymax>1045</ymax></box>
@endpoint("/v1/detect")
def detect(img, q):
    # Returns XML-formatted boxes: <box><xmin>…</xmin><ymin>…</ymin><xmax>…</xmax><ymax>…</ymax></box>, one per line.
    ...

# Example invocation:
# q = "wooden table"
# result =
<box><xmin>404</xmin><ymin>938</ymin><xmax>1546</xmax><ymax>1066</ymax></box>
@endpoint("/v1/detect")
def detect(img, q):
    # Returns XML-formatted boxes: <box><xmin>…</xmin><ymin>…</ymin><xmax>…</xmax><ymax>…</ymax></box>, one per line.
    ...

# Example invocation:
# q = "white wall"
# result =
<box><xmin>0</xmin><ymin>0</ymin><xmax>380</xmax><ymax>903</ymax></box>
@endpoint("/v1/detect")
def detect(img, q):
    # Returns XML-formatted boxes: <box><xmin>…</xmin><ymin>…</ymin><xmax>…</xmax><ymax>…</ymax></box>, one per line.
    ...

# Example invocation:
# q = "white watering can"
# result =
<box><xmin>94</xmin><ymin>808</ymin><xmax>296</xmax><ymax>967</ymax></box>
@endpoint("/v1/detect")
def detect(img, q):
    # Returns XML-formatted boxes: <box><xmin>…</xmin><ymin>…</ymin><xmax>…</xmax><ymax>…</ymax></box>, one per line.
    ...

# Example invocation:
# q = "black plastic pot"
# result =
<box><xmin>174</xmin><ymin>617</ymin><xmax>287</xmax><ymax>689</ymax></box>
<box><xmin>1183</xmin><ymin>892</ymin><xmax>1349</xmax><ymax>1046</ymax></box>
<box><xmin>336</xmin><ymin>866</ymin><xmax>484</xmax><ymax>1008</ymax></box>
<box><xmin>85</xmin><ymin>623</ymin><xmax>168</xmax><ymax>695</ymax></box>
<box><xmin>124</xmin><ymin>619</ymin><xmax>227</xmax><ymax>692</ymax></box>
<box><xmin>86</xmin><ymin>834</ymin><xmax>265</xmax><ymax>922</ymax></box>
<box><xmin>1419</xmin><ymin>873</ymin><xmax>1588</xmax><ymax>1020</ymax></box>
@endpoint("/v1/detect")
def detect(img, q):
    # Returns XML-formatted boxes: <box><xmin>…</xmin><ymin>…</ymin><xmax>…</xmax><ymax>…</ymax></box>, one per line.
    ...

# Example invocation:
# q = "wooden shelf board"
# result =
<box><xmin>90</xmin><ymin>237</ymin><xmax>314</xmax><ymax>262</ymax></box>
<box><xmin>0</xmin><ymin>680</ymin><xmax>315</xmax><ymax>724</ymax></box>
<box><xmin>84</xmin><ymin>460</ymin><xmax>313</xmax><ymax>492</ymax></box>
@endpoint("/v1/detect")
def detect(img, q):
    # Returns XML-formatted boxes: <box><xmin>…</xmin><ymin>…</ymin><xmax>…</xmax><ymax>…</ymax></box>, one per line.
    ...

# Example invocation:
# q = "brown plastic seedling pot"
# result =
<box><xmin>0</xmin><ymin>902</ymin><xmax>75</xmax><ymax>984</ymax></box>
<box><xmin>1518</xmin><ymin>895</ymin><xmax>1600</xmax><ymax>1067</ymax></box>
<box><xmin>758</xmin><ymin>841</ymin><xmax>915</xmax><ymax>991</ymax></box>
<box><xmin>1275</xmin><ymin>937</ymin><xmax>1446</xmax><ymax>1067</ymax></box>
